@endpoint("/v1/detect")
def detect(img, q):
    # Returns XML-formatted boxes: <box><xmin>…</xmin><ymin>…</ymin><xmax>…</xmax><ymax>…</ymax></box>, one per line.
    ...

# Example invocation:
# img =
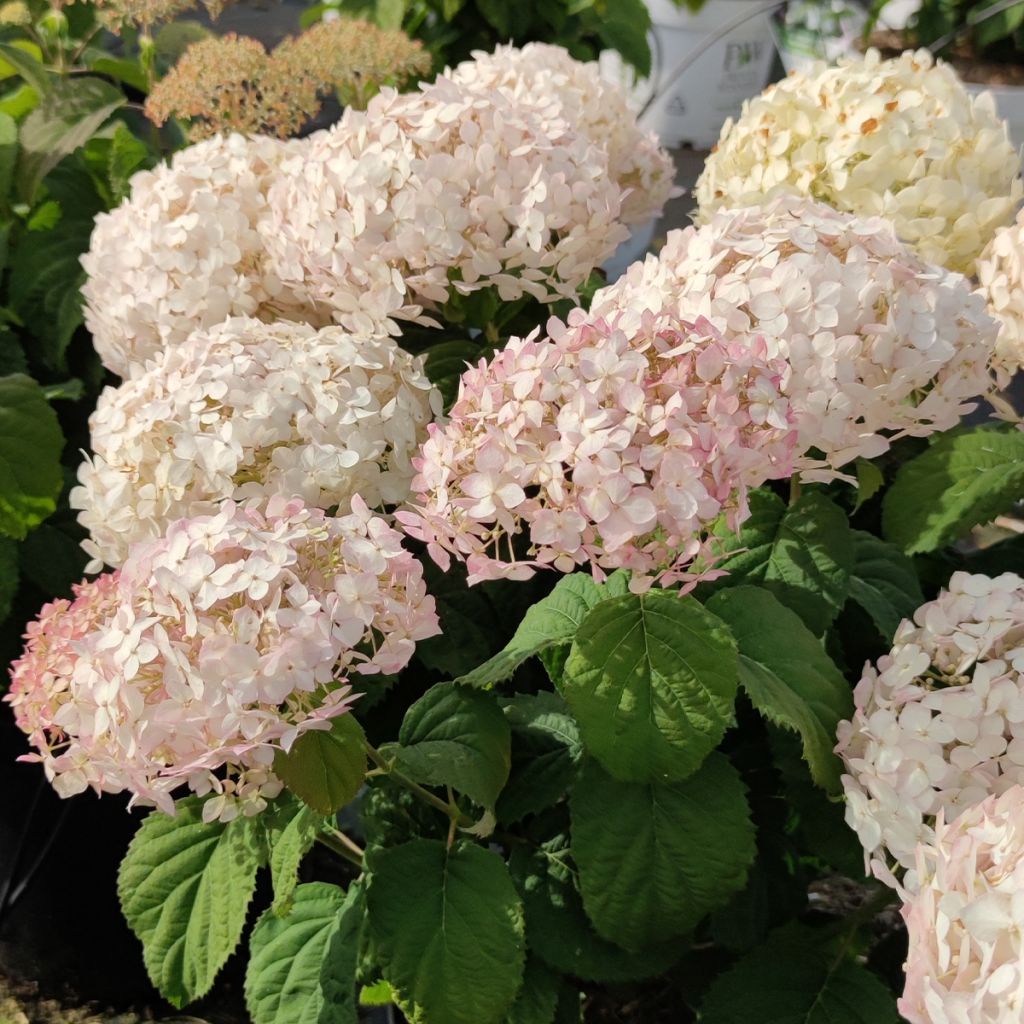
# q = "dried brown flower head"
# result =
<box><xmin>274</xmin><ymin>18</ymin><xmax>432</xmax><ymax>109</ymax></box>
<box><xmin>145</xmin><ymin>18</ymin><xmax>431</xmax><ymax>139</ymax></box>
<box><xmin>145</xmin><ymin>34</ymin><xmax>321</xmax><ymax>140</ymax></box>
<box><xmin>89</xmin><ymin>0</ymin><xmax>226</xmax><ymax>32</ymax></box>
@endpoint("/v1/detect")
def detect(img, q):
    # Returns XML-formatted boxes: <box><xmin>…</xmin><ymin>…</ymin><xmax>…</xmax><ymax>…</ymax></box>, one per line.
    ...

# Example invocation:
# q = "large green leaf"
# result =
<box><xmin>18</xmin><ymin>76</ymin><xmax>125</xmax><ymax>201</ymax></box>
<box><xmin>505</xmin><ymin>957</ymin><xmax>561</xmax><ymax>1024</ymax></box>
<box><xmin>0</xmin><ymin>374</ymin><xmax>63</xmax><ymax>539</ymax></box>
<box><xmin>274</xmin><ymin>714</ymin><xmax>367</xmax><ymax>816</ymax></box>
<box><xmin>245</xmin><ymin>882</ymin><xmax>362</xmax><ymax>1024</ymax></box>
<box><xmin>883</xmin><ymin>426</ymin><xmax>1024</xmax><ymax>554</ymax></box>
<box><xmin>508</xmin><ymin>836</ymin><xmax>686</xmax><ymax>983</ymax></box>
<box><xmin>366</xmin><ymin>839</ymin><xmax>525</xmax><ymax>1024</ymax></box>
<box><xmin>0</xmin><ymin>42</ymin><xmax>51</xmax><ymax>97</ymax></box>
<box><xmin>420</xmin><ymin>338</ymin><xmax>480</xmax><ymax>410</ymax></box>
<box><xmin>0</xmin><ymin>112</ymin><xmax>17</xmax><ymax>204</ymax></box>
<box><xmin>699</xmin><ymin>924</ymin><xmax>898</xmax><ymax>1024</ymax></box>
<box><xmin>595</xmin><ymin>0</ymin><xmax>653</xmax><ymax>75</ymax></box>
<box><xmin>707</xmin><ymin>490</ymin><xmax>854</xmax><ymax>635</ymax></box>
<box><xmin>389</xmin><ymin>681</ymin><xmax>510</xmax><ymax>810</ymax></box>
<box><xmin>0</xmin><ymin>537</ymin><xmax>17</xmax><ymax>621</ymax></box>
<box><xmin>118</xmin><ymin>799</ymin><xmax>262</xmax><ymax>1007</ymax></box>
<box><xmin>570</xmin><ymin>756</ymin><xmax>754</xmax><ymax>950</ymax></box>
<box><xmin>847</xmin><ymin>530</ymin><xmax>924</xmax><ymax>640</ymax></box>
<box><xmin>261</xmin><ymin>795</ymin><xmax>324</xmax><ymax>916</ymax></box>
<box><xmin>457</xmin><ymin>573</ymin><xmax>610</xmax><ymax>688</ymax></box>
<box><xmin>705</xmin><ymin>587</ymin><xmax>851</xmax><ymax>794</ymax></box>
<box><xmin>559</xmin><ymin>591</ymin><xmax>738</xmax><ymax>782</ymax></box>
<box><xmin>497</xmin><ymin>693</ymin><xmax>582</xmax><ymax>824</ymax></box>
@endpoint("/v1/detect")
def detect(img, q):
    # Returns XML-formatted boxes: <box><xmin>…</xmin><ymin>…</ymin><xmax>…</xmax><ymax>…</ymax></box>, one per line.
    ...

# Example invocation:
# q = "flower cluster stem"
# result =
<box><xmin>366</xmin><ymin>742</ymin><xmax>472</xmax><ymax>828</ymax></box>
<box><xmin>316</xmin><ymin>828</ymin><xmax>364</xmax><ymax>868</ymax></box>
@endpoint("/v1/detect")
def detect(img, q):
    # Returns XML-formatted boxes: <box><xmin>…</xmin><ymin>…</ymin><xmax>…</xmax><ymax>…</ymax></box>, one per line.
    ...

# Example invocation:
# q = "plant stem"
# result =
<box><xmin>316</xmin><ymin>829</ymin><xmax>364</xmax><ymax>868</ymax></box>
<box><xmin>365</xmin><ymin>743</ymin><xmax>472</xmax><ymax>827</ymax></box>
<box><xmin>789</xmin><ymin>472</ymin><xmax>802</xmax><ymax>506</ymax></box>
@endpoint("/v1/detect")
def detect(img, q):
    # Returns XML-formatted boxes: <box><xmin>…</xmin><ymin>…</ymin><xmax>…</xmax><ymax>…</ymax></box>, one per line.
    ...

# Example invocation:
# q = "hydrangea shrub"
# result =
<box><xmin>8</xmin><ymin>42</ymin><xmax>1024</xmax><ymax>1024</ymax></box>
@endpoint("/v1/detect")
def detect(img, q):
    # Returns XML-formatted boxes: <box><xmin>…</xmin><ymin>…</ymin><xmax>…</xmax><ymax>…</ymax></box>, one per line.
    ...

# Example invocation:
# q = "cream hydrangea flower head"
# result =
<box><xmin>900</xmin><ymin>785</ymin><xmax>1024</xmax><ymax>1024</ymax></box>
<box><xmin>593</xmin><ymin>198</ymin><xmax>997</xmax><ymax>480</ymax></box>
<box><xmin>836</xmin><ymin>571</ymin><xmax>1024</xmax><ymax>884</ymax></box>
<box><xmin>695</xmin><ymin>49</ymin><xmax>1023</xmax><ymax>275</ymax></box>
<box><xmin>260</xmin><ymin>75</ymin><xmax>629</xmax><ymax>334</ymax></box>
<box><xmin>398</xmin><ymin>308</ymin><xmax>796</xmax><ymax>589</ymax></box>
<box><xmin>976</xmin><ymin>208</ymin><xmax>1024</xmax><ymax>383</ymax></box>
<box><xmin>449</xmin><ymin>42</ymin><xmax>676</xmax><ymax>226</ymax></box>
<box><xmin>82</xmin><ymin>133</ymin><xmax>328</xmax><ymax>378</ymax></box>
<box><xmin>5</xmin><ymin>496</ymin><xmax>440</xmax><ymax>821</ymax></box>
<box><xmin>71</xmin><ymin>316</ymin><xmax>442</xmax><ymax>571</ymax></box>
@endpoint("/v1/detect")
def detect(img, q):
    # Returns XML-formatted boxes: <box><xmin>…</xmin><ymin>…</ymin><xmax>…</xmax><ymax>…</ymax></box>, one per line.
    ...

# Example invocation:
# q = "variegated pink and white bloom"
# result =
<box><xmin>261</xmin><ymin>75</ymin><xmax>629</xmax><ymax>334</ymax></box>
<box><xmin>5</xmin><ymin>497</ymin><xmax>439</xmax><ymax>821</ymax></box>
<box><xmin>900</xmin><ymin>785</ymin><xmax>1024</xmax><ymax>1024</ymax></box>
<box><xmin>836</xmin><ymin>572</ymin><xmax>1024</xmax><ymax>886</ymax></box>
<box><xmin>398</xmin><ymin>310</ymin><xmax>796</xmax><ymax>590</ymax></box>
<box><xmin>449</xmin><ymin>42</ymin><xmax>676</xmax><ymax>225</ymax></box>
<box><xmin>593</xmin><ymin>198</ymin><xmax>998</xmax><ymax>481</ymax></box>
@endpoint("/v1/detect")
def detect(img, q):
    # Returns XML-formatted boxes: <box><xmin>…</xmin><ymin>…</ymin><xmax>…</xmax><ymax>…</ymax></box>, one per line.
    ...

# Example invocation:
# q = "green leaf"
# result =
<box><xmin>0</xmin><ymin>374</ymin><xmax>63</xmax><ymax>539</ymax></box>
<box><xmin>707</xmin><ymin>489</ymin><xmax>854</xmax><ymax>635</ymax></box>
<box><xmin>0</xmin><ymin>537</ymin><xmax>18</xmax><ymax>621</ymax></box>
<box><xmin>560</xmin><ymin>591</ymin><xmax>738</xmax><ymax>782</ymax></box>
<box><xmin>376</xmin><ymin>0</ymin><xmax>406</xmax><ymax>29</ymax></box>
<box><xmin>358</xmin><ymin>979</ymin><xmax>395</xmax><ymax>1006</ymax></box>
<box><xmin>457</xmin><ymin>573</ymin><xmax>609</xmax><ymax>688</ymax></box>
<box><xmin>0</xmin><ymin>112</ymin><xmax>17</xmax><ymax>202</ymax></box>
<box><xmin>497</xmin><ymin>693</ymin><xmax>582</xmax><ymax>824</ymax></box>
<box><xmin>476</xmin><ymin>0</ymin><xmax>511</xmax><ymax>34</ymax></box>
<box><xmin>596</xmin><ymin>0</ymin><xmax>653</xmax><ymax>75</ymax></box>
<box><xmin>0</xmin><ymin>42</ymin><xmax>51</xmax><ymax>97</ymax></box>
<box><xmin>505</xmin><ymin>957</ymin><xmax>560</xmax><ymax>1024</ymax></box>
<box><xmin>245</xmin><ymin>881</ymin><xmax>362</xmax><ymax>1024</ymax></box>
<box><xmin>261</xmin><ymin>796</ymin><xmax>324</xmax><ymax>916</ymax></box>
<box><xmin>390</xmin><ymin>681</ymin><xmax>510</xmax><ymax>810</ymax></box>
<box><xmin>853</xmin><ymin>458</ymin><xmax>884</xmax><ymax>513</ymax></box>
<box><xmin>274</xmin><ymin>714</ymin><xmax>367</xmax><ymax>815</ymax></box>
<box><xmin>508</xmin><ymin>836</ymin><xmax>685</xmax><ymax>983</ymax></box>
<box><xmin>570</xmin><ymin>755</ymin><xmax>755</xmax><ymax>950</ymax></box>
<box><xmin>705</xmin><ymin>587</ymin><xmax>851</xmax><ymax>794</ymax></box>
<box><xmin>107</xmin><ymin>121</ymin><xmax>152</xmax><ymax>201</ymax></box>
<box><xmin>847</xmin><ymin>531</ymin><xmax>924</xmax><ymax>640</ymax></box>
<box><xmin>699</xmin><ymin>924</ymin><xmax>898</xmax><ymax>1024</ymax></box>
<box><xmin>422</xmin><ymin>339</ymin><xmax>481</xmax><ymax>411</ymax></box>
<box><xmin>18</xmin><ymin>522</ymin><xmax>88</xmax><ymax>598</ymax></box>
<box><xmin>883</xmin><ymin>426</ymin><xmax>1024</xmax><ymax>554</ymax></box>
<box><xmin>0</xmin><ymin>85</ymin><xmax>39</xmax><ymax>122</ymax></box>
<box><xmin>118</xmin><ymin>799</ymin><xmax>262</xmax><ymax>1007</ymax></box>
<box><xmin>367</xmin><ymin>839</ymin><xmax>525</xmax><ymax>1024</ymax></box>
<box><xmin>17</xmin><ymin>76</ymin><xmax>125</xmax><ymax>202</ymax></box>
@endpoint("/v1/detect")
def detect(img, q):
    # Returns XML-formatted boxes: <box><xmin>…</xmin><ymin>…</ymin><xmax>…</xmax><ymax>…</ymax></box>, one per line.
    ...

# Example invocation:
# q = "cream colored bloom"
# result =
<box><xmin>450</xmin><ymin>42</ymin><xmax>676</xmax><ymax>225</ymax></box>
<box><xmin>72</xmin><ymin>317</ymin><xmax>441</xmax><ymax>569</ymax></box>
<box><xmin>977</xmin><ymin>207</ymin><xmax>1024</xmax><ymax>382</ymax></box>
<box><xmin>82</xmin><ymin>133</ymin><xmax>327</xmax><ymax>378</ymax></box>
<box><xmin>696</xmin><ymin>49</ymin><xmax>1022</xmax><ymax>275</ymax></box>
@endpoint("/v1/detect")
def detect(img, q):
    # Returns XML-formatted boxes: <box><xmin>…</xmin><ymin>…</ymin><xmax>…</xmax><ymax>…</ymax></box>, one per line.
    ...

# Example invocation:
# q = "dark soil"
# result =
<box><xmin>865</xmin><ymin>29</ymin><xmax>1024</xmax><ymax>86</ymax></box>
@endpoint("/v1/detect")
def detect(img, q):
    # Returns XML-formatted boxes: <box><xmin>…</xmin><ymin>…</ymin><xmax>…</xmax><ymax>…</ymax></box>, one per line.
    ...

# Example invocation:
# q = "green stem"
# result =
<box><xmin>789</xmin><ymin>472</ymin><xmax>802</xmax><ymax>507</ymax></box>
<box><xmin>366</xmin><ymin>743</ymin><xmax>472</xmax><ymax>827</ymax></box>
<box><xmin>316</xmin><ymin>829</ymin><xmax>363</xmax><ymax>868</ymax></box>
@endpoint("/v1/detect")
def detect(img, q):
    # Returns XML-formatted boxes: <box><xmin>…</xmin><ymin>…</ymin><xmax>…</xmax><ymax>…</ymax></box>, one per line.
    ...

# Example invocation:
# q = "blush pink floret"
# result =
<box><xmin>900</xmin><ymin>785</ymin><xmax>1024</xmax><ymax>1024</ymax></box>
<box><xmin>398</xmin><ymin>310</ymin><xmax>796</xmax><ymax>589</ymax></box>
<box><xmin>5</xmin><ymin>496</ymin><xmax>439</xmax><ymax>821</ymax></box>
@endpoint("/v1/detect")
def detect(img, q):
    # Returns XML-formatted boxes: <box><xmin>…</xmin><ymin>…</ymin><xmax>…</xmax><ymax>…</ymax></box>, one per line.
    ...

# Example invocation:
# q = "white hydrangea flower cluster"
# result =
<box><xmin>900</xmin><ymin>785</ymin><xmax>1024</xmax><ymax>1024</ymax></box>
<box><xmin>82</xmin><ymin>133</ymin><xmax>328</xmax><ymax>378</ymax></box>
<box><xmin>695</xmin><ymin>49</ymin><xmax>1023</xmax><ymax>275</ymax></box>
<box><xmin>260</xmin><ymin>74</ymin><xmax>630</xmax><ymax>334</ymax></box>
<box><xmin>449</xmin><ymin>42</ymin><xmax>676</xmax><ymax>226</ymax></box>
<box><xmin>976</xmin><ymin>208</ymin><xmax>1024</xmax><ymax>383</ymax></box>
<box><xmin>71</xmin><ymin>317</ymin><xmax>442</xmax><ymax>570</ymax></box>
<box><xmin>592</xmin><ymin>198</ymin><xmax>997</xmax><ymax>479</ymax></box>
<box><xmin>5</xmin><ymin>497</ymin><xmax>440</xmax><ymax>821</ymax></box>
<box><xmin>836</xmin><ymin>571</ymin><xmax>1024</xmax><ymax>883</ymax></box>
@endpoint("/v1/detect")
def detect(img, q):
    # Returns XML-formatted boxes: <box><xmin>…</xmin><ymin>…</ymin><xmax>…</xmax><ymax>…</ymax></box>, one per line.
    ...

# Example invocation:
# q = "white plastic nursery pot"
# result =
<box><xmin>641</xmin><ymin>0</ymin><xmax>778</xmax><ymax>149</ymax></box>
<box><xmin>966</xmin><ymin>82</ymin><xmax>1024</xmax><ymax>155</ymax></box>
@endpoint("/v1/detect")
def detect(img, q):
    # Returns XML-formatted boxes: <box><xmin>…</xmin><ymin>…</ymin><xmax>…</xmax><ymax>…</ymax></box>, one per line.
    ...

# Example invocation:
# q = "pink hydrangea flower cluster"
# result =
<box><xmin>82</xmin><ymin>133</ymin><xmax>328</xmax><ymax>378</ymax></box>
<box><xmin>5</xmin><ymin>497</ymin><xmax>439</xmax><ymax>821</ymax></box>
<box><xmin>448</xmin><ymin>42</ymin><xmax>675</xmax><ymax>226</ymax></box>
<box><xmin>836</xmin><ymin>571</ymin><xmax>1024</xmax><ymax>882</ymax></box>
<box><xmin>976</xmin><ymin>208</ymin><xmax>1024</xmax><ymax>384</ymax></box>
<box><xmin>398</xmin><ymin>310</ymin><xmax>796</xmax><ymax>588</ymax></box>
<box><xmin>260</xmin><ymin>74</ymin><xmax>630</xmax><ymax>334</ymax></box>
<box><xmin>592</xmin><ymin>198</ymin><xmax>998</xmax><ymax>480</ymax></box>
<box><xmin>900</xmin><ymin>785</ymin><xmax>1024</xmax><ymax>1024</ymax></box>
<box><xmin>71</xmin><ymin>317</ymin><xmax>442</xmax><ymax>570</ymax></box>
